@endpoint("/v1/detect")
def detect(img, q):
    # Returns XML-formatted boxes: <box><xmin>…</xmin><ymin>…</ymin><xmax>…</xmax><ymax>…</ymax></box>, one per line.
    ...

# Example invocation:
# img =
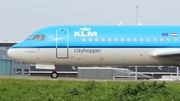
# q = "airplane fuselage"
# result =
<box><xmin>7</xmin><ymin>25</ymin><xmax>180</xmax><ymax>66</ymax></box>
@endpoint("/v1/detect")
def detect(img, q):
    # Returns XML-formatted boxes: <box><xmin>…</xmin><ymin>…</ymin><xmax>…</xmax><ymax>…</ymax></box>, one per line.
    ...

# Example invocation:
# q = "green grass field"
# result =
<box><xmin>0</xmin><ymin>78</ymin><xmax>180</xmax><ymax>101</ymax></box>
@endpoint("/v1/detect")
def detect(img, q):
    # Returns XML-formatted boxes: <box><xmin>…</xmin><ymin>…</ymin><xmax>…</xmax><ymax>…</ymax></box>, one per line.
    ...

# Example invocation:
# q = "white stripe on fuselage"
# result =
<box><xmin>8</xmin><ymin>48</ymin><xmax>180</xmax><ymax>66</ymax></box>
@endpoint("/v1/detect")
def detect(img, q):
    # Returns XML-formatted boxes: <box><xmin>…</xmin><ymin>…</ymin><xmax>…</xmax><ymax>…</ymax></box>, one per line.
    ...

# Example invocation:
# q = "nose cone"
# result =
<box><xmin>7</xmin><ymin>48</ymin><xmax>21</xmax><ymax>61</ymax></box>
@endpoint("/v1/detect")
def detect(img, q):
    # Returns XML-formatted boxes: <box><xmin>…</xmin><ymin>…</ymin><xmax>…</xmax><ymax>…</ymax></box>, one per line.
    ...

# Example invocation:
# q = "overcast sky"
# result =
<box><xmin>1</xmin><ymin>0</ymin><xmax>180</xmax><ymax>41</ymax></box>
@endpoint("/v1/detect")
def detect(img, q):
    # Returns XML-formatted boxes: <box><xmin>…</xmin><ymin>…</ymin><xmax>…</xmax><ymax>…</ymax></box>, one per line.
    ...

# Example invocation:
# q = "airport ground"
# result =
<box><xmin>0</xmin><ymin>74</ymin><xmax>179</xmax><ymax>82</ymax></box>
<box><xmin>0</xmin><ymin>75</ymin><xmax>136</xmax><ymax>81</ymax></box>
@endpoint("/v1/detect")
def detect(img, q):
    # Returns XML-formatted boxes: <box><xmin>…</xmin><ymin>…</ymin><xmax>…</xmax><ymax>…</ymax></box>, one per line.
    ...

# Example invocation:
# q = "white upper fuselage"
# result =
<box><xmin>7</xmin><ymin>25</ymin><xmax>180</xmax><ymax>66</ymax></box>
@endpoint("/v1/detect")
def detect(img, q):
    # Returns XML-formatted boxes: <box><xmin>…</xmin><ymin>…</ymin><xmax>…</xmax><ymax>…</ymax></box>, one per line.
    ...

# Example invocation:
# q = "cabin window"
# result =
<box><xmin>95</xmin><ymin>38</ymin><xmax>98</xmax><ymax>42</ymax></box>
<box><xmin>82</xmin><ymin>38</ymin><xmax>86</xmax><ymax>42</ymax></box>
<box><xmin>147</xmin><ymin>38</ymin><xmax>150</xmax><ymax>42</ymax></box>
<box><xmin>133</xmin><ymin>38</ymin><xmax>137</xmax><ymax>42</ymax></box>
<box><xmin>108</xmin><ymin>38</ymin><xmax>111</xmax><ymax>42</ymax></box>
<box><xmin>154</xmin><ymin>38</ymin><xmax>157</xmax><ymax>42</ymax></box>
<box><xmin>140</xmin><ymin>38</ymin><xmax>143</xmax><ymax>42</ymax></box>
<box><xmin>167</xmin><ymin>38</ymin><xmax>170</xmax><ymax>42</ymax></box>
<box><xmin>114</xmin><ymin>38</ymin><xmax>118</xmax><ymax>42</ymax></box>
<box><xmin>102</xmin><ymin>38</ymin><xmax>105</xmax><ymax>42</ymax></box>
<box><xmin>160</xmin><ymin>38</ymin><xmax>163</xmax><ymax>42</ymax></box>
<box><xmin>120</xmin><ymin>38</ymin><xmax>124</xmax><ymax>42</ymax></box>
<box><xmin>127</xmin><ymin>38</ymin><xmax>130</xmax><ymax>42</ymax></box>
<box><xmin>89</xmin><ymin>38</ymin><xmax>92</xmax><ymax>42</ymax></box>
<box><xmin>174</xmin><ymin>38</ymin><xmax>178</xmax><ymax>42</ymax></box>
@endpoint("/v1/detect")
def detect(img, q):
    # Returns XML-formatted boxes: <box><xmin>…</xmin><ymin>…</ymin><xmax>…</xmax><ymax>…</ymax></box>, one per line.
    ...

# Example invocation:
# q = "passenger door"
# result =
<box><xmin>56</xmin><ymin>28</ymin><xmax>69</xmax><ymax>58</ymax></box>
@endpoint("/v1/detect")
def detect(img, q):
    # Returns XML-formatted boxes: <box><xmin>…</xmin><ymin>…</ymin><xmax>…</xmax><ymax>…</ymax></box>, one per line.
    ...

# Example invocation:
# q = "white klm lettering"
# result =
<box><xmin>74</xmin><ymin>27</ymin><xmax>98</xmax><ymax>37</ymax></box>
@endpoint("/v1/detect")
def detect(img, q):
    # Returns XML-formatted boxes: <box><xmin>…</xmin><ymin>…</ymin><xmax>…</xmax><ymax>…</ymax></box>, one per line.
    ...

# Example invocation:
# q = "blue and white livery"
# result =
<box><xmin>7</xmin><ymin>25</ymin><xmax>180</xmax><ymax>78</ymax></box>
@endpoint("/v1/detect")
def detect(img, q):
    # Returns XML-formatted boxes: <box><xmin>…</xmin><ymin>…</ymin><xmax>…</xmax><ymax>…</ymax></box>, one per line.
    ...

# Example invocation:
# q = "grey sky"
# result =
<box><xmin>1</xmin><ymin>0</ymin><xmax>180</xmax><ymax>41</ymax></box>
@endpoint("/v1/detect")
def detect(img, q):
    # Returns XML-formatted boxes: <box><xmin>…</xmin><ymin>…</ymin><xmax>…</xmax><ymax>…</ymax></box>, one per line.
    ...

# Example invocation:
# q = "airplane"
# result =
<box><xmin>7</xmin><ymin>25</ymin><xmax>180</xmax><ymax>78</ymax></box>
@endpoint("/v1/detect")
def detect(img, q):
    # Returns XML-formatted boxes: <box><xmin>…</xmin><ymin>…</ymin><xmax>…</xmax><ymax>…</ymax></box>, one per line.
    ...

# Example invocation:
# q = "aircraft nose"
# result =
<box><xmin>7</xmin><ymin>48</ymin><xmax>21</xmax><ymax>61</ymax></box>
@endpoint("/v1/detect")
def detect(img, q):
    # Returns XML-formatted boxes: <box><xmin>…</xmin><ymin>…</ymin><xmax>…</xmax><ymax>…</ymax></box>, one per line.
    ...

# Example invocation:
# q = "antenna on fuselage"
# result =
<box><xmin>136</xmin><ymin>6</ymin><xmax>142</xmax><ymax>26</ymax></box>
<box><xmin>136</xmin><ymin>6</ymin><xmax>138</xmax><ymax>25</ymax></box>
<box><xmin>137</xmin><ymin>23</ymin><xmax>142</xmax><ymax>25</ymax></box>
<box><xmin>118</xmin><ymin>21</ymin><xmax>123</xmax><ymax>25</ymax></box>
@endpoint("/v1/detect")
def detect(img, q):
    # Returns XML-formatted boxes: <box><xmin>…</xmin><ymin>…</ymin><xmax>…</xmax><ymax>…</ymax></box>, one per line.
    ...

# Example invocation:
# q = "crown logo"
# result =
<box><xmin>80</xmin><ymin>27</ymin><xmax>91</xmax><ymax>31</ymax></box>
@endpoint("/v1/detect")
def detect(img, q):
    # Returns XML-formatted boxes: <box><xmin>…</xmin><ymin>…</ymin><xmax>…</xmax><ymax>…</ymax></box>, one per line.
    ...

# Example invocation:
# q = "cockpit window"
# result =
<box><xmin>25</xmin><ymin>34</ymin><xmax>46</xmax><ymax>41</ymax></box>
<box><xmin>33</xmin><ymin>35</ymin><xmax>41</xmax><ymax>40</ymax></box>
<box><xmin>25</xmin><ymin>35</ymin><xmax>35</xmax><ymax>40</ymax></box>
<box><xmin>41</xmin><ymin>34</ymin><xmax>46</xmax><ymax>40</ymax></box>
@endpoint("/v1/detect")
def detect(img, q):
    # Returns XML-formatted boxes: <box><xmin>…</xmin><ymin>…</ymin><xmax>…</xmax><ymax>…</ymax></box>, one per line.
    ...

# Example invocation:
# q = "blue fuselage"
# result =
<box><xmin>12</xmin><ymin>25</ymin><xmax>180</xmax><ymax>48</ymax></box>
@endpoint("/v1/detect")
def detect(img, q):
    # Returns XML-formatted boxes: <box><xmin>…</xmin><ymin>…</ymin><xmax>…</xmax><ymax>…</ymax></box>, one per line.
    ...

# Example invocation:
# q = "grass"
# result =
<box><xmin>0</xmin><ymin>78</ymin><xmax>180</xmax><ymax>101</ymax></box>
